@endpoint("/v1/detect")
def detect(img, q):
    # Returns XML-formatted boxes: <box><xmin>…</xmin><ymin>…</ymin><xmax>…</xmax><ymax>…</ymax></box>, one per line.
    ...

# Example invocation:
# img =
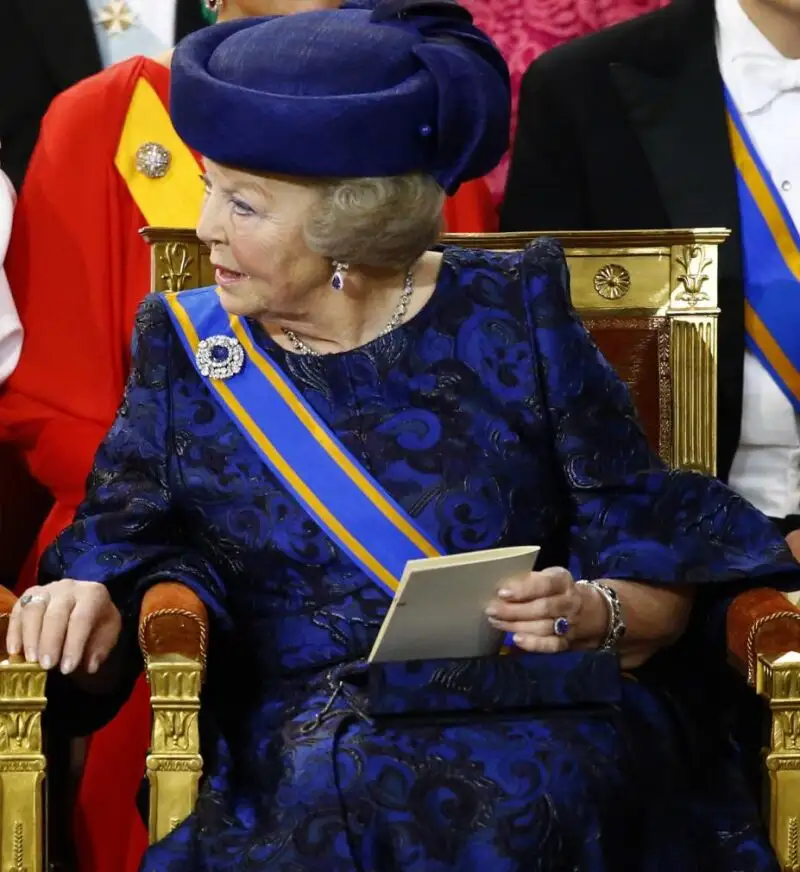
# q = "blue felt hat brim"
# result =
<box><xmin>170</xmin><ymin>3</ymin><xmax>510</xmax><ymax>194</ymax></box>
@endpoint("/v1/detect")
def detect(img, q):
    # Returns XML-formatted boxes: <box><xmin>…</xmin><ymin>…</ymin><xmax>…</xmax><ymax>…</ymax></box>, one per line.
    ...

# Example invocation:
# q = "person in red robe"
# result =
<box><xmin>0</xmin><ymin>2</ymin><xmax>498</xmax><ymax>870</ymax></box>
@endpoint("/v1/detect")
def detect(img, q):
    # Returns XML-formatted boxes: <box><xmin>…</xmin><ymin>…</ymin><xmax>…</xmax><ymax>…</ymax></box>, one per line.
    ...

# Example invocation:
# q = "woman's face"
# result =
<box><xmin>221</xmin><ymin>0</ymin><xmax>340</xmax><ymax>19</ymax></box>
<box><xmin>197</xmin><ymin>159</ymin><xmax>330</xmax><ymax>319</ymax></box>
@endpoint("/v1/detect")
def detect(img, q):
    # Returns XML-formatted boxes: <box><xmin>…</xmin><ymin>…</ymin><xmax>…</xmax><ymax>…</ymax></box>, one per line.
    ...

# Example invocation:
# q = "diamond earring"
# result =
<box><xmin>330</xmin><ymin>262</ymin><xmax>349</xmax><ymax>292</ymax></box>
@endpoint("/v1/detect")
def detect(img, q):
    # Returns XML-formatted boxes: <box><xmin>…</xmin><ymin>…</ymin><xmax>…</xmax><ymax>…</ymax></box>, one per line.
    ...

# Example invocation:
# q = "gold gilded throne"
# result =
<box><xmin>2</xmin><ymin>228</ymin><xmax>800</xmax><ymax>871</ymax></box>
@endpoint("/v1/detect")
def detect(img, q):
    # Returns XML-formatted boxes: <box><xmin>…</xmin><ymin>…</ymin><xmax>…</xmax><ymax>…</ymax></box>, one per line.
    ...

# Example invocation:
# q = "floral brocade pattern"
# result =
<box><xmin>43</xmin><ymin>241</ymin><xmax>799</xmax><ymax>871</ymax></box>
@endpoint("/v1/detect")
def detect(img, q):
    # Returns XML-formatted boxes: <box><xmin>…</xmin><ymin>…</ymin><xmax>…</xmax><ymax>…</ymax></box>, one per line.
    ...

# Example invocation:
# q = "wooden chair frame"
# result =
<box><xmin>0</xmin><ymin>590</ymin><xmax>46</xmax><ymax>872</ymax></box>
<box><xmin>144</xmin><ymin>227</ymin><xmax>727</xmax><ymax>476</ymax></box>
<box><xmin>137</xmin><ymin>226</ymin><xmax>736</xmax><ymax>844</ymax></box>
<box><xmin>4</xmin><ymin>228</ymin><xmax>800</xmax><ymax>870</ymax></box>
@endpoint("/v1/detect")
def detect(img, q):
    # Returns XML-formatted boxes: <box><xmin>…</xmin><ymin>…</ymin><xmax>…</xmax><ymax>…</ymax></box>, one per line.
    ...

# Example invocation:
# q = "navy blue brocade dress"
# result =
<box><xmin>43</xmin><ymin>240</ymin><xmax>800</xmax><ymax>871</ymax></box>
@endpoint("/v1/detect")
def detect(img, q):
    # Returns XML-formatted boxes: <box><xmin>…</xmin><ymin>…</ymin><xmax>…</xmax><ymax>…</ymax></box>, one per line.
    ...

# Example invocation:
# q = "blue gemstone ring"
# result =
<box><xmin>553</xmin><ymin>617</ymin><xmax>570</xmax><ymax>637</ymax></box>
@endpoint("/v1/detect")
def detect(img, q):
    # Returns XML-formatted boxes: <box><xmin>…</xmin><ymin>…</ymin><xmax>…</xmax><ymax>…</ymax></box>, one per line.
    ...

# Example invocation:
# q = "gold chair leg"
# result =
<box><xmin>145</xmin><ymin>655</ymin><xmax>203</xmax><ymax>844</ymax></box>
<box><xmin>0</xmin><ymin>660</ymin><xmax>46</xmax><ymax>872</ymax></box>
<box><xmin>758</xmin><ymin>651</ymin><xmax>800</xmax><ymax>872</ymax></box>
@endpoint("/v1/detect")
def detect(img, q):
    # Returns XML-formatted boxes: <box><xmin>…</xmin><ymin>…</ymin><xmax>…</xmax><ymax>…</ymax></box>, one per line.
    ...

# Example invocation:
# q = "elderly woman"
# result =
<box><xmin>1</xmin><ymin>1</ymin><xmax>493</xmax><ymax>868</ymax></box>
<box><xmin>8</xmin><ymin>2</ymin><xmax>800</xmax><ymax>869</ymax></box>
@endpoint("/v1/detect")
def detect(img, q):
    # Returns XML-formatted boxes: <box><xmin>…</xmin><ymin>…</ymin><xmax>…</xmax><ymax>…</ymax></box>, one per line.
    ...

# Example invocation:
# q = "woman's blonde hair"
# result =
<box><xmin>304</xmin><ymin>173</ymin><xmax>445</xmax><ymax>270</ymax></box>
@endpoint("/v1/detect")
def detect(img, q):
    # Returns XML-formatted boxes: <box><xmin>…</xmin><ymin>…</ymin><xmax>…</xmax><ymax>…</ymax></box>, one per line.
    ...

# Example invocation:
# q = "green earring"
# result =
<box><xmin>201</xmin><ymin>0</ymin><xmax>219</xmax><ymax>23</ymax></box>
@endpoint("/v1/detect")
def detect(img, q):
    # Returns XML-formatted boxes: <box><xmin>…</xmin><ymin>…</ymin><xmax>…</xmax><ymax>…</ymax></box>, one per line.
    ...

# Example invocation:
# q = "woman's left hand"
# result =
<box><xmin>485</xmin><ymin>566</ymin><xmax>584</xmax><ymax>653</ymax></box>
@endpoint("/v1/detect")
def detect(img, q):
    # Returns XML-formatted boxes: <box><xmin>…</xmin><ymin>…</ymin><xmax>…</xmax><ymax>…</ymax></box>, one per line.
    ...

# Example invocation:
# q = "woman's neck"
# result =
<box><xmin>739</xmin><ymin>0</ymin><xmax>800</xmax><ymax>58</ymax></box>
<box><xmin>262</xmin><ymin>251</ymin><xmax>443</xmax><ymax>355</ymax></box>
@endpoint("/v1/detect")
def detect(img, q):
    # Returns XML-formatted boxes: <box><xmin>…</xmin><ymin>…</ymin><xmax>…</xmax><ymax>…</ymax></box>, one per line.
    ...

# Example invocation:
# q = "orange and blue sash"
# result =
<box><xmin>162</xmin><ymin>286</ymin><xmax>443</xmax><ymax>598</ymax></box>
<box><xmin>726</xmin><ymin>92</ymin><xmax>800</xmax><ymax>409</ymax></box>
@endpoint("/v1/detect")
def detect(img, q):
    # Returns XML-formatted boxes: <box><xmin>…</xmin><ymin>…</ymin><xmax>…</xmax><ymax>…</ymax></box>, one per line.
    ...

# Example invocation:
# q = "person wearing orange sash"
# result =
<box><xmin>8</xmin><ymin>4</ymin><xmax>800</xmax><ymax>869</ymax></box>
<box><xmin>2</xmin><ymin>0</ymin><xmax>497</xmax><ymax>600</ymax></box>
<box><xmin>500</xmin><ymin>0</ymin><xmax>800</xmax><ymax>548</ymax></box>
<box><xmin>0</xmin><ymin>2</ymin><xmax>497</xmax><ymax>869</ymax></box>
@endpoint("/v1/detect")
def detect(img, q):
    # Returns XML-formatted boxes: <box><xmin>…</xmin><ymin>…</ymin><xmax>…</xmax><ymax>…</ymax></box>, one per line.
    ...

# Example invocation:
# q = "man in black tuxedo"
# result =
<box><xmin>501</xmin><ymin>0</ymin><xmax>800</xmax><ymax>551</ymax></box>
<box><xmin>0</xmin><ymin>0</ymin><xmax>206</xmax><ymax>191</ymax></box>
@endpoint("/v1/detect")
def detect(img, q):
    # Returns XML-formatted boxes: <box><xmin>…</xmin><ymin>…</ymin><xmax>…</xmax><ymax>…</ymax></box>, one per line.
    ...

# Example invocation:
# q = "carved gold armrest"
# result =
<box><xmin>0</xmin><ymin>585</ymin><xmax>46</xmax><ymax>872</ymax></box>
<box><xmin>727</xmin><ymin>588</ymin><xmax>800</xmax><ymax>871</ymax></box>
<box><xmin>139</xmin><ymin>582</ymin><xmax>208</xmax><ymax>844</ymax></box>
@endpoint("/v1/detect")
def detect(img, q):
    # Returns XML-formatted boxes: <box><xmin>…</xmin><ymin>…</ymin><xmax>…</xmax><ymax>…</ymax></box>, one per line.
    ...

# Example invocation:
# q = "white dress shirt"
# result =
<box><xmin>86</xmin><ymin>0</ymin><xmax>178</xmax><ymax>68</ymax></box>
<box><xmin>717</xmin><ymin>0</ymin><xmax>800</xmax><ymax>518</ymax></box>
<box><xmin>0</xmin><ymin>168</ymin><xmax>22</xmax><ymax>385</ymax></box>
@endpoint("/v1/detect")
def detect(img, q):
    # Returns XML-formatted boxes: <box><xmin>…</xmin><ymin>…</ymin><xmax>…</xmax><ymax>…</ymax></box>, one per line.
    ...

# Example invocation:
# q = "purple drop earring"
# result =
<box><xmin>331</xmin><ymin>262</ymin><xmax>349</xmax><ymax>292</ymax></box>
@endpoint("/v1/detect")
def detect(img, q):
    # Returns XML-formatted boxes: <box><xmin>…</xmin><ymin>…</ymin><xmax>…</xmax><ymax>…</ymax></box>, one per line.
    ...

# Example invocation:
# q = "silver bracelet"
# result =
<box><xmin>576</xmin><ymin>579</ymin><xmax>626</xmax><ymax>651</ymax></box>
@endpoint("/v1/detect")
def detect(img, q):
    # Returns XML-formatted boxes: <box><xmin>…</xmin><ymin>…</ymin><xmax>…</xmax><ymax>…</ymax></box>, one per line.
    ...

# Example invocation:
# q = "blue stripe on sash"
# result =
<box><xmin>726</xmin><ymin>92</ymin><xmax>800</xmax><ymax>409</ymax></box>
<box><xmin>162</xmin><ymin>287</ymin><xmax>443</xmax><ymax>598</ymax></box>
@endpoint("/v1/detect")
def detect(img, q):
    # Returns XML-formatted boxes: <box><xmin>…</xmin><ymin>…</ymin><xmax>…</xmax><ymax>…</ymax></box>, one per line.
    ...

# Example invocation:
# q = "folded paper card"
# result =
<box><xmin>368</xmin><ymin>545</ymin><xmax>540</xmax><ymax>663</ymax></box>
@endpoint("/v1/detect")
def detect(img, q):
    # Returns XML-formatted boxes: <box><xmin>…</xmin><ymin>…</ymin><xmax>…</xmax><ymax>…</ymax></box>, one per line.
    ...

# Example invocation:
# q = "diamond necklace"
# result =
<box><xmin>281</xmin><ymin>268</ymin><xmax>415</xmax><ymax>356</ymax></box>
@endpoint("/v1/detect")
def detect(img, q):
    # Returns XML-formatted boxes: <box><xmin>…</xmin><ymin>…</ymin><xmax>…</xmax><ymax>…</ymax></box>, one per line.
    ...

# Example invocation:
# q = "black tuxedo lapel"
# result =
<box><xmin>12</xmin><ymin>0</ymin><xmax>101</xmax><ymax>90</ymax></box>
<box><xmin>175</xmin><ymin>0</ymin><xmax>209</xmax><ymax>42</ymax></box>
<box><xmin>608</xmin><ymin>5</ymin><xmax>740</xmax><ymax>269</ymax></box>
<box><xmin>609</xmin><ymin>0</ymin><xmax>745</xmax><ymax>478</ymax></box>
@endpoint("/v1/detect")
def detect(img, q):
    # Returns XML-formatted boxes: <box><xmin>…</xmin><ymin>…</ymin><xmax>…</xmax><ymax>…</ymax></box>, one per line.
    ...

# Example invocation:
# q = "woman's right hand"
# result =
<box><xmin>6</xmin><ymin>580</ymin><xmax>122</xmax><ymax>675</ymax></box>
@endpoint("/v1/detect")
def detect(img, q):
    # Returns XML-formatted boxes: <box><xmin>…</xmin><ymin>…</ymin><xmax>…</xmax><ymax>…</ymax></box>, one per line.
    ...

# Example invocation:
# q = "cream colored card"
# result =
<box><xmin>368</xmin><ymin>545</ymin><xmax>540</xmax><ymax>663</ymax></box>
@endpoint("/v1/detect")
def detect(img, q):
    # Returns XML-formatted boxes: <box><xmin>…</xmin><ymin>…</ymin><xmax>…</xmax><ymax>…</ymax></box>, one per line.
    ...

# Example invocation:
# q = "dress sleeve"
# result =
<box><xmin>39</xmin><ymin>294</ymin><xmax>230</xmax><ymax>629</ymax></box>
<box><xmin>521</xmin><ymin>238</ymin><xmax>800</xmax><ymax>590</ymax></box>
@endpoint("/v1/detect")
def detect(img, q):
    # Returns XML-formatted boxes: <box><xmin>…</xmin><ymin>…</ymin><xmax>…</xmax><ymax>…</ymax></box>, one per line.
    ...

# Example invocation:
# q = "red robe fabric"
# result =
<box><xmin>0</xmin><ymin>55</ymin><xmax>497</xmax><ymax>872</ymax></box>
<box><xmin>443</xmin><ymin>176</ymin><xmax>497</xmax><ymax>232</ymax></box>
<box><xmin>0</xmin><ymin>56</ymin><xmax>174</xmax><ymax>872</ymax></box>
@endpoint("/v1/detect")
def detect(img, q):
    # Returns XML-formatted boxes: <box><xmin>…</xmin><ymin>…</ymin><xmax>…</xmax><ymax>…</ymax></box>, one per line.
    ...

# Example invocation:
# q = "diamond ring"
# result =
<box><xmin>19</xmin><ymin>593</ymin><xmax>50</xmax><ymax>608</ymax></box>
<box><xmin>553</xmin><ymin>616</ymin><xmax>570</xmax><ymax>637</ymax></box>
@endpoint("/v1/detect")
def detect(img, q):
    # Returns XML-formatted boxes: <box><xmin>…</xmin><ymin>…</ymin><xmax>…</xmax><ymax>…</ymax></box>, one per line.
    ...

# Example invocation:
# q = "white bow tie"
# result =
<box><xmin>734</xmin><ymin>53</ymin><xmax>800</xmax><ymax>113</ymax></box>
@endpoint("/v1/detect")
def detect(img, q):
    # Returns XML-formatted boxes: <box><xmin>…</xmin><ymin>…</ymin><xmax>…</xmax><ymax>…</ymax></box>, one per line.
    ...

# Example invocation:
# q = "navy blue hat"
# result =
<box><xmin>170</xmin><ymin>0</ymin><xmax>510</xmax><ymax>194</ymax></box>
